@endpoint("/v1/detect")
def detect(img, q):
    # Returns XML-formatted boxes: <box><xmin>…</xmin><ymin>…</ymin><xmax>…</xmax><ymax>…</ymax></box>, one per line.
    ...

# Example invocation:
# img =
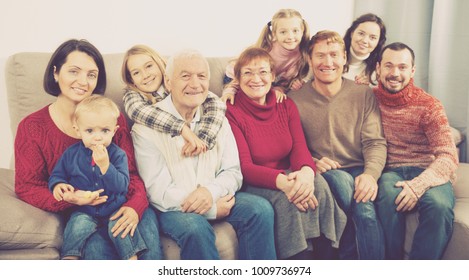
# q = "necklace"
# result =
<box><xmin>50</xmin><ymin>103</ymin><xmax>79</xmax><ymax>138</ymax></box>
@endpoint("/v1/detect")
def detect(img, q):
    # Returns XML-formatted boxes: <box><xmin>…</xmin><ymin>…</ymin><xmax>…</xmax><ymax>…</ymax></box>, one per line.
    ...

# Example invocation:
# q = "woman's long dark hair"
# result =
<box><xmin>344</xmin><ymin>13</ymin><xmax>386</xmax><ymax>84</ymax></box>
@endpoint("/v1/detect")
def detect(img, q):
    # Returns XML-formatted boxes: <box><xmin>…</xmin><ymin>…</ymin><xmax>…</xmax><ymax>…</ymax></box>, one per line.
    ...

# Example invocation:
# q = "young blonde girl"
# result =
<box><xmin>222</xmin><ymin>9</ymin><xmax>311</xmax><ymax>104</ymax></box>
<box><xmin>122</xmin><ymin>45</ymin><xmax>226</xmax><ymax>155</ymax></box>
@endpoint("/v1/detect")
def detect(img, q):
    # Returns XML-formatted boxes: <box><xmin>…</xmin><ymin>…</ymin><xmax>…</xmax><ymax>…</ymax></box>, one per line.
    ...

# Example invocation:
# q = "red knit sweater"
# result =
<box><xmin>226</xmin><ymin>89</ymin><xmax>316</xmax><ymax>190</ymax></box>
<box><xmin>373</xmin><ymin>80</ymin><xmax>458</xmax><ymax>198</ymax></box>
<box><xmin>14</xmin><ymin>106</ymin><xmax>148</xmax><ymax>218</ymax></box>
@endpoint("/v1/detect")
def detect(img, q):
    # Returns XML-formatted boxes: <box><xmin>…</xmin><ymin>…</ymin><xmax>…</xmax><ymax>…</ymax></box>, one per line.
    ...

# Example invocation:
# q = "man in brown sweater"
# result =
<box><xmin>374</xmin><ymin>42</ymin><xmax>458</xmax><ymax>259</ymax></box>
<box><xmin>289</xmin><ymin>30</ymin><xmax>387</xmax><ymax>259</ymax></box>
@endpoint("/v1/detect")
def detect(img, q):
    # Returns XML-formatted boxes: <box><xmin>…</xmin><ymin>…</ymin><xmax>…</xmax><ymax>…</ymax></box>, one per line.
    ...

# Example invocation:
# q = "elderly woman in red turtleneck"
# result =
<box><xmin>225</xmin><ymin>47</ymin><xmax>346</xmax><ymax>260</ymax></box>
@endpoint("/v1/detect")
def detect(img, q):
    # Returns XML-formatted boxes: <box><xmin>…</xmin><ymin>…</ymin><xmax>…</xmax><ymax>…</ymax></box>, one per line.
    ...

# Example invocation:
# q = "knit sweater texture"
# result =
<box><xmin>289</xmin><ymin>79</ymin><xmax>387</xmax><ymax>180</ymax></box>
<box><xmin>14</xmin><ymin>105</ymin><xmax>148</xmax><ymax>218</ymax></box>
<box><xmin>226</xmin><ymin>89</ymin><xmax>316</xmax><ymax>190</ymax></box>
<box><xmin>373</xmin><ymin>79</ymin><xmax>458</xmax><ymax>198</ymax></box>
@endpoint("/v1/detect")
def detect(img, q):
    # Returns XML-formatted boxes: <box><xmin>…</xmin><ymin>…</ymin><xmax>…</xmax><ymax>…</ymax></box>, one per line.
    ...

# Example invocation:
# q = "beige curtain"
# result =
<box><xmin>353</xmin><ymin>0</ymin><xmax>469</xmax><ymax>161</ymax></box>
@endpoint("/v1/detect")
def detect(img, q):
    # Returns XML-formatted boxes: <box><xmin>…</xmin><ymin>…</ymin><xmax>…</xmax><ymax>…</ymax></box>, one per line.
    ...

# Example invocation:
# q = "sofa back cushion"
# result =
<box><xmin>6</xmin><ymin>52</ymin><xmax>232</xmax><ymax>148</ymax></box>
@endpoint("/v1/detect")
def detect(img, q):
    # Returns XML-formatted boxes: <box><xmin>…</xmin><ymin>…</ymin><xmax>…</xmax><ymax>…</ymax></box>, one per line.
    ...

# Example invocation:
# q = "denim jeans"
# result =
<box><xmin>376</xmin><ymin>166</ymin><xmax>455</xmax><ymax>259</ymax></box>
<box><xmin>62</xmin><ymin>210</ymin><xmax>147</xmax><ymax>259</ymax></box>
<box><xmin>322</xmin><ymin>166</ymin><xmax>384</xmax><ymax>259</ymax></box>
<box><xmin>81</xmin><ymin>207</ymin><xmax>163</xmax><ymax>260</ymax></box>
<box><xmin>158</xmin><ymin>192</ymin><xmax>276</xmax><ymax>260</ymax></box>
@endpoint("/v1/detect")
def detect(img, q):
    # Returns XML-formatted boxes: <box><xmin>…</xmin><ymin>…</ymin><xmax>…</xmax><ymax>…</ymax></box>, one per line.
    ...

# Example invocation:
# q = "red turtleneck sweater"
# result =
<box><xmin>226</xmin><ymin>89</ymin><xmax>316</xmax><ymax>190</ymax></box>
<box><xmin>373</xmin><ymin>79</ymin><xmax>458</xmax><ymax>198</ymax></box>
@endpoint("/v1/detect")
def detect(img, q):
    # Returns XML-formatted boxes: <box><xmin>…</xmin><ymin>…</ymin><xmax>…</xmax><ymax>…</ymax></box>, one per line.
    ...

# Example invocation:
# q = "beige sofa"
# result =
<box><xmin>1</xmin><ymin>52</ymin><xmax>469</xmax><ymax>260</ymax></box>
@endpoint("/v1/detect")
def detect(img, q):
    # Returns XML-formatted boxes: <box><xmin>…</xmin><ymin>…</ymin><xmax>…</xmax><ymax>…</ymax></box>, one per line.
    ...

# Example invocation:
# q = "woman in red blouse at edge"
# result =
<box><xmin>225</xmin><ymin>47</ymin><xmax>346</xmax><ymax>260</ymax></box>
<box><xmin>14</xmin><ymin>39</ymin><xmax>162</xmax><ymax>259</ymax></box>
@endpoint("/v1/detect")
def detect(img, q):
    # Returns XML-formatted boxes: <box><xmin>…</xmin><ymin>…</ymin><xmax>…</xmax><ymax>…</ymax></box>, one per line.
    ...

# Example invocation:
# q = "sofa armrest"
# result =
<box><xmin>0</xmin><ymin>168</ymin><xmax>63</xmax><ymax>254</ymax></box>
<box><xmin>451</xmin><ymin>126</ymin><xmax>464</xmax><ymax>147</ymax></box>
<box><xmin>454</xmin><ymin>163</ymin><xmax>469</xmax><ymax>199</ymax></box>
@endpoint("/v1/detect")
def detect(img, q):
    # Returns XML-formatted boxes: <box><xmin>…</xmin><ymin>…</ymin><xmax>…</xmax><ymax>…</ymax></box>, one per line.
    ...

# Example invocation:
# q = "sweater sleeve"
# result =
<box><xmin>226</xmin><ymin>107</ymin><xmax>283</xmax><ymax>190</ymax></box>
<box><xmin>408</xmin><ymin>102</ymin><xmax>459</xmax><ymax>198</ymax></box>
<box><xmin>113</xmin><ymin>114</ymin><xmax>149</xmax><ymax>219</ymax></box>
<box><xmin>123</xmin><ymin>89</ymin><xmax>185</xmax><ymax>137</ymax></box>
<box><xmin>286</xmin><ymin>100</ymin><xmax>317</xmax><ymax>173</ymax></box>
<box><xmin>361</xmin><ymin>90</ymin><xmax>387</xmax><ymax>180</ymax></box>
<box><xmin>48</xmin><ymin>150</ymin><xmax>71</xmax><ymax>192</ymax></box>
<box><xmin>101</xmin><ymin>147</ymin><xmax>130</xmax><ymax>194</ymax></box>
<box><xmin>198</xmin><ymin>92</ymin><xmax>227</xmax><ymax>150</ymax></box>
<box><xmin>15</xmin><ymin>117</ymin><xmax>71</xmax><ymax>212</ymax></box>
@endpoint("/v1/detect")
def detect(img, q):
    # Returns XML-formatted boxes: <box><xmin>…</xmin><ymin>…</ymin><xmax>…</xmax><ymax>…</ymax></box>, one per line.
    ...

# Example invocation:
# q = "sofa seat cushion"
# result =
<box><xmin>0</xmin><ymin>168</ymin><xmax>63</xmax><ymax>252</ymax></box>
<box><xmin>0</xmin><ymin>248</ymin><xmax>59</xmax><ymax>260</ymax></box>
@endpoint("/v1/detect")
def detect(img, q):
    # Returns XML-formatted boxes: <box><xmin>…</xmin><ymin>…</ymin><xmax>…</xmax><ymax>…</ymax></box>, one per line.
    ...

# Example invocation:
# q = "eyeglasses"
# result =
<box><xmin>241</xmin><ymin>70</ymin><xmax>272</xmax><ymax>79</ymax></box>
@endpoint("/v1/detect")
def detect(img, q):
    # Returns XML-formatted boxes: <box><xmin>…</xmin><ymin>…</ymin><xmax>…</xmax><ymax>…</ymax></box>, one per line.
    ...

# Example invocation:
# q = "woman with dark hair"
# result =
<box><xmin>43</xmin><ymin>39</ymin><xmax>107</xmax><ymax>95</ymax></box>
<box><xmin>14</xmin><ymin>39</ymin><xmax>162</xmax><ymax>259</ymax></box>
<box><xmin>343</xmin><ymin>13</ymin><xmax>387</xmax><ymax>85</ymax></box>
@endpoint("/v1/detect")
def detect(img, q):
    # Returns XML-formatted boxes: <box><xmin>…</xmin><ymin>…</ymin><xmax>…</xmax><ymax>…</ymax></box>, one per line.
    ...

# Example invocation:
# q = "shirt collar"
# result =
<box><xmin>157</xmin><ymin>94</ymin><xmax>202</xmax><ymax>124</ymax></box>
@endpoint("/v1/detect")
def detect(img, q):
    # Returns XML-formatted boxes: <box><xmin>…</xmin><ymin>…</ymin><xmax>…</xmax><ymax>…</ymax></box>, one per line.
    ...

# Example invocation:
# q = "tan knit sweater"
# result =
<box><xmin>289</xmin><ymin>78</ymin><xmax>387</xmax><ymax>180</ymax></box>
<box><xmin>373</xmin><ymin>79</ymin><xmax>458</xmax><ymax>198</ymax></box>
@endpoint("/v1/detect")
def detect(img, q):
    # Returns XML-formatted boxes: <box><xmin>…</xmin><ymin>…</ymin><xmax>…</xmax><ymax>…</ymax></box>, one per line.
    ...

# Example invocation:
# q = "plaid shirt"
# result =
<box><xmin>123</xmin><ymin>87</ymin><xmax>226</xmax><ymax>150</ymax></box>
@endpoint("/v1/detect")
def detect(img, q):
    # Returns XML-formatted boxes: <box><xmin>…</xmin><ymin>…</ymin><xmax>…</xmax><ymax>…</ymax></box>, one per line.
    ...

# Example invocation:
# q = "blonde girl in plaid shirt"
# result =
<box><xmin>122</xmin><ymin>45</ymin><xmax>226</xmax><ymax>156</ymax></box>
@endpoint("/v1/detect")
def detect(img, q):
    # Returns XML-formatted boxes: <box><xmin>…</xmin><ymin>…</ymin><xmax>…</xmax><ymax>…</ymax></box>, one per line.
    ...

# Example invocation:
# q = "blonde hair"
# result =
<box><xmin>254</xmin><ymin>9</ymin><xmax>311</xmax><ymax>83</ymax></box>
<box><xmin>121</xmin><ymin>44</ymin><xmax>167</xmax><ymax>100</ymax></box>
<box><xmin>74</xmin><ymin>95</ymin><xmax>120</xmax><ymax>123</ymax></box>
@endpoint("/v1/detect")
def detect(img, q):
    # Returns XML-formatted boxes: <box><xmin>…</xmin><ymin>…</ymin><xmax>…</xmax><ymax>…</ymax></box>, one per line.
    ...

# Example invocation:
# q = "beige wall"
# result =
<box><xmin>0</xmin><ymin>0</ymin><xmax>354</xmax><ymax>169</ymax></box>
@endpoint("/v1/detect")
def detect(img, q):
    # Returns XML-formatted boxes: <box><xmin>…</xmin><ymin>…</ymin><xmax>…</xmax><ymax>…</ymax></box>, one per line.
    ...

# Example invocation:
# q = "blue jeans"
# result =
<box><xmin>322</xmin><ymin>166</ymin><xmax>384</xmax><ymax>259</ymax></box>
<box><xmin>158</xmin><ymin>192</ymin><xmax>276</xmax><ymax>260</ymax></box>
<box><xmin>376</xmin><ymin>166</ymin><xmax>455</xmax><ymax>259</ymax></box>
<box><xmin>62</xmin><ymin>210</ymin><xmax>146</xmax><ymax>259</ymax></box>
<box><xmin>81</xmin><ymin>207</ymin><xmax>163</xmax><ymax>260</ymax></box>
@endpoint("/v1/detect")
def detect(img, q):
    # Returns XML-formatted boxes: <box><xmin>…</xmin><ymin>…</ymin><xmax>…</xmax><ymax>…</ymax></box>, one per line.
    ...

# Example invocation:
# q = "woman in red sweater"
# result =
<box><xmin>14</xmin><ymin>39</ymin><xmax>162</xmax><ymax>259</ymax></box>
<box><xmin>225</xmin><ymin>47</ymin><xmax>346</xmax><ymax>259</ymax></box>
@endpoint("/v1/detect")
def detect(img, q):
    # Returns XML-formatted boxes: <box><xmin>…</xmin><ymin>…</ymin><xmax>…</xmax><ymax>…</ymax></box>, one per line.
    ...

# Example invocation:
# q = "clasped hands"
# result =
<box><xmin>277</xmin><ymin>166</ymin><xmax>318</xmax><ymax>212</ymax></box>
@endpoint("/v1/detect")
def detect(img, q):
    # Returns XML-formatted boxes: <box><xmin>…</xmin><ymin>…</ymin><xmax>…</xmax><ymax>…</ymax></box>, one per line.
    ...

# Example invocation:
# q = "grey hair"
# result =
<box><xmin>165</xmin><ymin>49</ymin><xmax>210</xmax><ymax>79</ymax></box>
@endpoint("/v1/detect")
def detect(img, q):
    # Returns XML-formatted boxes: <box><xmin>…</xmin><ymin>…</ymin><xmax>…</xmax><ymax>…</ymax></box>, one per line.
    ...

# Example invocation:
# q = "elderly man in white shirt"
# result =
<box><xmin>132</xmin><ymin>49</ymin><xmax>276</xmax><ymax>260</ymax></box>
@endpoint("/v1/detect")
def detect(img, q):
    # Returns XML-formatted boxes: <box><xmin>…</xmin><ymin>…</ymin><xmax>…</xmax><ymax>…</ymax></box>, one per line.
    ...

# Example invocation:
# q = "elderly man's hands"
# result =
<box><xmin>181</xmin><ymin>186</ymin><xmax>213</xmax><ymax>215</ymax></box>
<box><xmin>216</xmin><ymin>195</ymin><xmax>235</xmax><ymax>219</ymax></box>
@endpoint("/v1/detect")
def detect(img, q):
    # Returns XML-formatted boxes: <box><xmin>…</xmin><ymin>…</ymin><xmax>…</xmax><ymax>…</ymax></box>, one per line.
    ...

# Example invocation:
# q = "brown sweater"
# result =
<box><xmin>373</xmin><ymin>79</ymin><xmax>458</xmax><ymax>198</ymax></box>
<box><xmin>289</xmin><ymin>78</ymin><xmax>387</xmax><ymax>180</ymax></box>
